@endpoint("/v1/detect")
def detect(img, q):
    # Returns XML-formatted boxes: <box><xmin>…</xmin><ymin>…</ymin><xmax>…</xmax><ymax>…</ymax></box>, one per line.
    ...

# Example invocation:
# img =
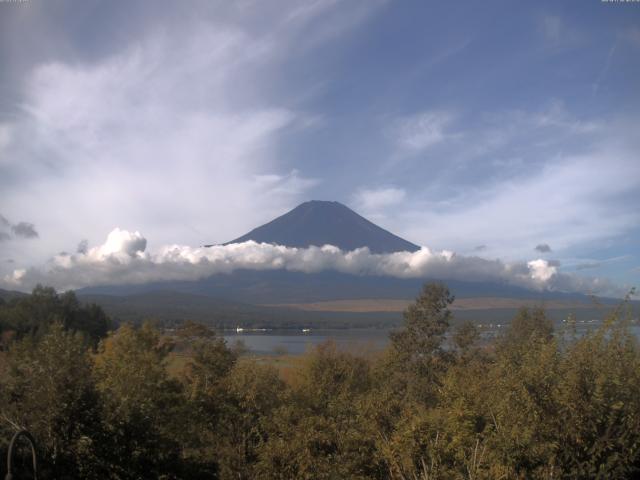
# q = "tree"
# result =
<box><xmin>453</xmin><ymin>320</ymin><xmax>481</xmax><ymax>356</ymax></box>
<box><xmin>178</xmin><ymin>332</ymin><xmax>240</xmax><ymax>477</ymax></box>
<box><xmin>499</xmin><ymin>306</ymin><xmax>553</xmax><ymax>354</ymax></box>
<box><xmin>257</xmin><ymin>342</ymin><xmax>382</xmax><ymax>480</ymax></box>
<box><xmin>216</xmin><ymin>360</ymin><xmax>285</xmax><ymax>480</ymax></box>
<box><xmin>553</xmin><ymin>313</ymin><xmax>640</xmax><ymax>478</ymax></box>
<box><xmin>386</xmin><ymin>282</ymin><xmax>455</xmax><ymax>405</ymax></box>
<box><xmin>184</xmin><ymin>336</ymin><xmax>238</xmax><ymax>398</ymax></box>
<box><xmin>0</xmin><ymin>285</ymin><xmax>111</xmax><ymax>345</ymax></box>
<box><xmin>92</xmin><ymin>322</ymin><xmax>183</xmax><ymax>479</ymax></box>
<box><xmin>0</xmin><ymin>323</ymin><xmax>101</xmax><ymax>478</ymax></box>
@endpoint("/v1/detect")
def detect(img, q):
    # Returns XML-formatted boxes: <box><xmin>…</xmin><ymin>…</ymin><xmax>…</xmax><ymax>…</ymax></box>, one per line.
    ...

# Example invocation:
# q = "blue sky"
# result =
<box><xmin>0</xmin><ymin>0</ymin><xmax>639</xmax><ymax>294</ymax></box>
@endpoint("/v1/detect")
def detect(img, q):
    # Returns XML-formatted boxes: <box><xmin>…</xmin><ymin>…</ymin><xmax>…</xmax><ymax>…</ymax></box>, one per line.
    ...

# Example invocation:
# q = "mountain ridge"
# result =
<box><xmin>74</xmin><ymin>200</ymin><xmax>632</xmax><ymax>325</ymax></box>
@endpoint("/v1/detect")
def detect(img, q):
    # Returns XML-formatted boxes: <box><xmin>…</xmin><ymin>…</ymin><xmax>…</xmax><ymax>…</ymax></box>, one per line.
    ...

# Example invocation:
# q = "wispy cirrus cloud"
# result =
<box><xmin>352</xmin><ymin>186</ymin><xmax>406</xmax><ymax>212</ymax></box>
<box><xmin>391</xmin><ymin>110</ymin><xmax>458</xmax><ymax>154</ymax></box>
<box><xmin>400</xmin><ymin>143</ymin><xmax>640</xmax><ymax>259</ymax></box>
<box><xmin>537</xmin><ymin>14</ymin><xmax>583</xmax><ymax>52</ymax></box>
<box><xmin>563</xmin><ymin>255</ymin><xmax>631</xmax><ymax>272</ymax></box>
<box><xmin>370</xmin><ymin>101</ymin><xmax>640</xmax><ymax>262</ymax></box>
<box><xmin>1</xmin><ymin>0</ymin><xmax>638</xmax><ymax>290</ymax></box>
<box><xmin>254</xmin><ymin>170</ymin><xmax>320</xmax><ymax>198</ymax></box>
<box><xmin>0</xmin><ymin>0</ymin><xmax>386</xmax><ymax>276</ymax></box>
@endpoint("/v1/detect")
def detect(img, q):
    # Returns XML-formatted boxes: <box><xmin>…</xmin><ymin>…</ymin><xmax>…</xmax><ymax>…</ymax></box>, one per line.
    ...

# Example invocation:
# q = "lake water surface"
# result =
<box><xmin>223</xmin><ymin>329</ymin><xmax>391</xmax><ymax>355</ymax></box>
<box><xmin>223</xmin><ymin>323</ymin><xmax>640</xmax><ymax>355</ymax></box>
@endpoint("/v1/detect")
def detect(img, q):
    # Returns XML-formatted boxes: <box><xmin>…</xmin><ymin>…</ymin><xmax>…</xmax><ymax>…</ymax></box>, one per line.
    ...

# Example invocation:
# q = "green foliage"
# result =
<box><xmin>216</xmin><ymin>360</ymin><xmax>285</xmax><ymax>479</ymax></box>
<box><xmin>176</xmin><ymin>320</ymin><xmax>216</xmax><ymax>340</ymax></box>
<box><xmin>391</xmin><ymin>282</ymin><xmax>454</xmax><ymax>357</ymax></box>
<box><xmin>552</xmin><ymin>318</ymin><xmax>640</xmax><ymax>478</ymax></box>
<box><xmin>185</xmin><ymin>337</ymin><xmax>238</xmax><ymax>397</ymax></box>
<box><xmin>257</xmin><ymin>342</ymin><xmax>383</xmax><ymax>479</ymax></box>
<box><xmin>499</xmin><ymin>306</ymin><xmax>554</xmax><ymax>352</ymax></box>
<box><xmin>178</xmin><ymin>334</ymin><xmax>240</xmax><ymax>477</ymax></box>
<box><xmin>0</xmin><ymin>285</ymin><xmax>112</xmax><ymax>345</ymax></box>
<box><xmin>386</xmin><ymin>282</ymin><xmax>454</xmax><ymax>405</ymax></box>
<box><xmin>92</xmin><ymin>322</ymin><xmax>184</xmax><ymax>479</ymax></box>
<box><xmin>1</xmin><ymin>283</ymin><xmax>639</xmax><ymax>479</ymax></box>
<box><xmin>452</xmin><ymin>320</ymin><xmax>480</xmax><ymax>354</ymax></box>
<box><xmin>0</xmin><ymin>323</ymin><xmax>101</xmax><ymax>478</ymax></box>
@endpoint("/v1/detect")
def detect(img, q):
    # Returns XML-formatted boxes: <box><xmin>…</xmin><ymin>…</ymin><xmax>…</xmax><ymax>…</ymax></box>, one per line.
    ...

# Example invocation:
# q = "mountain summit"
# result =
<box><xmin>224</xmin><ymin>200</ymin><xmax>420</xmax><ymax>254</ymax></box>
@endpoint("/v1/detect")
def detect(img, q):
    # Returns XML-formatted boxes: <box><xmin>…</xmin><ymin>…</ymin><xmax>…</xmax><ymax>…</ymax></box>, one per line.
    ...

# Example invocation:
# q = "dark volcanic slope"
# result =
<box><xmin>224</xmin><ymin>200</ymin><xmax>420</xmax><ymax>254</ymax></box>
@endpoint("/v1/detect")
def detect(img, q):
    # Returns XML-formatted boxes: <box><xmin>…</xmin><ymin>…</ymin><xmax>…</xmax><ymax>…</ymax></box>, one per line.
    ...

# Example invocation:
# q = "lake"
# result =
<box><xmin>223</xmin><ymin>322</ymin><xmax>640</xmax><ymax>355</ymax></box>
<box><xmin>223</xmin><ymin>328</ymin><xmax>391</xmax><ymax>355</ymax></box>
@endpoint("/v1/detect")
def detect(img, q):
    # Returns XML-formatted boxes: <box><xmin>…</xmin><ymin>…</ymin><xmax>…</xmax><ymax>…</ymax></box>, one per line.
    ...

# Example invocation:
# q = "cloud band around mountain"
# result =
<box><xmin>1</xmin><ymin>228</ymin><xmax>619</xmax><ymax>297</ymax></box>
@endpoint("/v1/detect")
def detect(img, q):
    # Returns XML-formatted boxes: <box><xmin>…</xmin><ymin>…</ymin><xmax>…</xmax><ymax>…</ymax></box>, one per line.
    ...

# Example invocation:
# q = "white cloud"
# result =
<box><xmin>0</xmin><ymin>11</ymin><xmax>345</xmax><ymax>274</ymax></box>
<box><xmin>374</xmin><ymin>103</ymin><xmax>640</xmax><ymax>261</ymax></box>
<box><xmin>254</xmin><ymin>169</ymin><xmax>320</xmax><ymax>198</ymax></box>
<box><xmin>392</xmin><ymin>110</ymin><xmax>456</xmax><ymax>153</ymax></box>
<box><xmin>98</xmin><ymin>228</ymin><xmax>147</xmax><ymax>258</ymax></box>
<box><xmin>1</xmin><ymin>2</ymin><xmax>636</xmax><ymax>293</ymax></box>
<box><xmin>527</xmin><ymin>259</ymin><xmax>557</xmax><ymax>283</ymax></box>
<box><xmin>540</xmin><ymin>15</ymin><xmax>562</xmax><ymax>43</ymax></box>
<box><xmin>537</xmin><ymin>14</ymin><xmax>583</xmax><ymax>50</ymax></box>
<box><xmin>472</xmin><ymin>101</ymin><xmax>602</xmax><ymax>159</ymax></box>
<box><xmin>352</xmin><ymin>187</ymin><xmax>406</xmax><ymax>212</ymax></box>
<box><xmin>592</xmin><ymin>40</ymin><xmax>618</xmax><ymax>95</ymax></box>
<box><xmin>1</xmin><ymin>228</ymin><xmax>620</xmax><ymax>297</ymax></box>
<box><xmin>532</xmin><ymin>100</ymin><xmax>599</xmax><ymax>133</ymax></box>
<box><xmin>284</xmin><ymin>0</ymin><xmax>342</xmax><ymax>26</ymax></box>
<box><xmin>0</xmin><ymin>0</ymin><xmax>389</xmax><ymax>279</ymax></box>
<box><xmin>400</xmin><ymin>145</ymin><xmax>640</xmax><ymax>259</ymax></box>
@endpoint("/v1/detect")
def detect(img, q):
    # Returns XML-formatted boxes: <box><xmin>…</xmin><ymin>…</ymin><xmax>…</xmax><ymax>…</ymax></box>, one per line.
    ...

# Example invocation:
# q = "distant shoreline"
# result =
<box><xmin>263</xmin><ymin>297</ymin><xmax>602</xmax><ymax>313</ymax></box>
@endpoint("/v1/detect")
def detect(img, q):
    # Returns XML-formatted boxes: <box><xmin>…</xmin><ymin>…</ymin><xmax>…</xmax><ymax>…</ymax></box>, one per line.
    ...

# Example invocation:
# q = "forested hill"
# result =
<box><xmin>0</xmin><ymin>288</ymin><xmax>27</xmax><ymax>302</ymax></box>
